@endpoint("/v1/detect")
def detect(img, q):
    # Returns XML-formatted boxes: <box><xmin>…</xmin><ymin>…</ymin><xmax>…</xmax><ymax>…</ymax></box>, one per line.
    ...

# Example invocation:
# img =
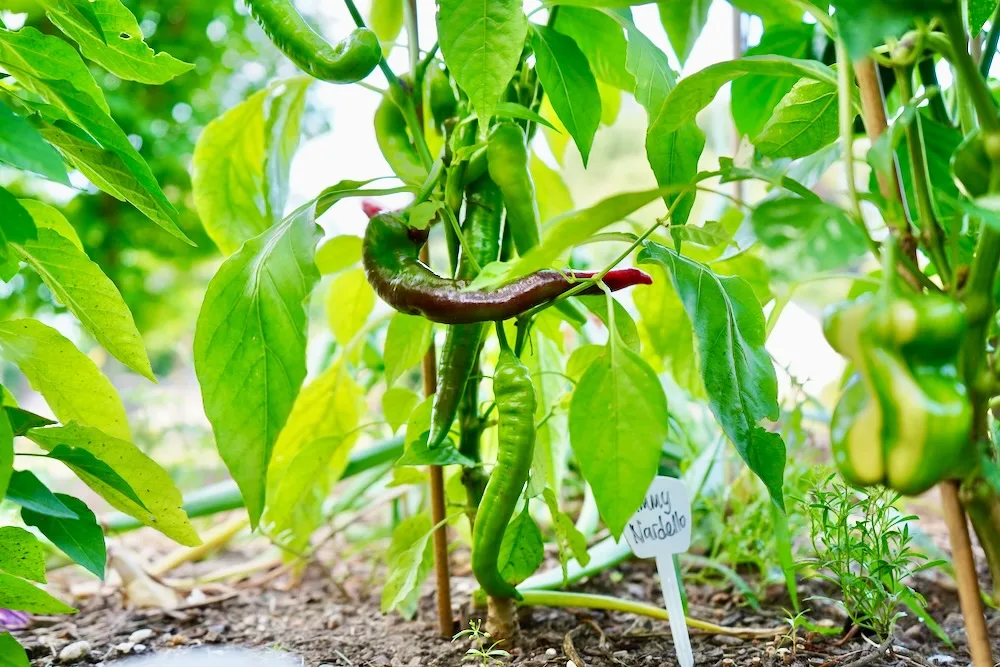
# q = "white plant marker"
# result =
<box><xmin>621</xmin><ymin>476</ymin><xmax>693</xmax><ymax>667</ymax></box>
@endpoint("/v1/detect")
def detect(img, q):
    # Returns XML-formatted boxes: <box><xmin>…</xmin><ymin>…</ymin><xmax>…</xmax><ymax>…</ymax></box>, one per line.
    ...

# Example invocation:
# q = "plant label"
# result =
<box><xmin>622</xmin><ymin>476</ymin><xmax>693</xmax><ymax>667</ymax></box>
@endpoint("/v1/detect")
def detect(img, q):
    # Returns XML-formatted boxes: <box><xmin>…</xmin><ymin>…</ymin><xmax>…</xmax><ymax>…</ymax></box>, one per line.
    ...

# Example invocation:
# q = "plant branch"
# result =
<box><xmin>942</xmin><ymin>10</ymin><xmax>999</xmax><ymax>131</ymax></box>
<box><xmin>980</xmin><ymin>4</ymin><xmax>1000</xmax><ymax>78</ymax></box>
<box><xmin>917</xmin><ymin>57</ymin><xmax>952</xmax><ymax>125</ymax></box>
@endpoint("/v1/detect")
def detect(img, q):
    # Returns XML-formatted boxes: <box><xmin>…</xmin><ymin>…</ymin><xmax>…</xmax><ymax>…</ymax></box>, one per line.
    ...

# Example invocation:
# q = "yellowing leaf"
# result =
<box><xmin>327</xmin><ymin>268</ymin><xmax>375</xmax><ymax>345</ymax></box>
<box><xmin>315</xmin><ymin>235</ymin><xmax>362</xmax><ymax>274</ymax></box>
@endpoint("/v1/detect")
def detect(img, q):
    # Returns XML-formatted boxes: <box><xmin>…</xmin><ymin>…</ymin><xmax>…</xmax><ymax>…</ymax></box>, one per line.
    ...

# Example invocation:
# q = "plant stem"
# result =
<box><xmin>961</xmin><ymin>477</ymin><xmax>1000</xmax><ymax>603</ymax></box>
<box><xmin>836</xmin><ymin>41</ymin><xmax>864</xmax><ymax>224</ymax></box>
<box><xmin>918</xmin><ymin>57</ymin><xmax>952</xmax><ymax>125</ymax></box>
<box><xmin>517</xmin><ymin>591</ymin><xmax>780</xmax><ymax>639</ymax></box>
<box><xmin>980</xmin><ymin>4</ymin><xmax>1000</xmax><ymax>78</ymax></box>
<box><xmin>894</xmin><ymin>65</ymin><xmax>952</xmax><ymax>286</ymax></box>
<box><xmin>943</xmin><ymin>10</ymin><xmax>1000</xmax><ymax>132</ymax></box>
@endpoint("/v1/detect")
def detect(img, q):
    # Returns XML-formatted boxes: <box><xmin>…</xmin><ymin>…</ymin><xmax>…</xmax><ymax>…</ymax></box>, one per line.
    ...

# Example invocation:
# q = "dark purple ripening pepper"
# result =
<box><xmin>361</xmin><ymin>211</ymin><xmax>652</xmax><ymax>325</ymax></box>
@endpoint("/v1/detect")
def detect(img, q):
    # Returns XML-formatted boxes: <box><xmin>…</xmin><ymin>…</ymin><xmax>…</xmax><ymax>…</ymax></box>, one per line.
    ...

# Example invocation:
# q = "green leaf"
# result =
<box><xmin>577</xmin><ymin>295</ymin><xmax>641</xmax><ymax>351</ymax></box>
<box><xmin>369</xmin><ymin>0</ymin><xmax>403</xmax><ymax>53</ymax></box>
<box><xmin>3</xmin><ymin>406</ymin><xmax>54</xmax><ymax>437</ymax></box>
<box><xmin>381</xmin><ymin>513</ymin><xmax>435</xmax><ymax>619</ymax></box>
<box><xmin>952</xmin><ymin>129</ymin><xmax>990</xmax><ymax>199</ymax></box>
<box><xmin>831</xmin><ymin>0</ymin><xmax>948</xmax><ymax>59</ymax></box>
<box><xmin>0</xmin><ymin>572</ymin><xmax>75</xmax><ymax>614</ymax></box>
<box><xmin>316</xmin><ymin>235</ymin><xmax>363</xmax><ymax>274</ymax></box>
<box><xmin>45</xmin><ymin>0</ymin><xmax>193</xmax><ymax>84</ymax></box>
<box><xmin>383</xmin><ymin>387</ymin><xmax>419</xmax><ymax>434</ymax></box>
<box><xmin>753</xmin><ymin>79</ymin><xmax>839</xmax><ymax>159</ymax></box>
<box><xmin>38</xmin><ymin>0</ymin><xmax>105</xmax><ymax>43</ymax></box>
<box><xmin>728</xmin><ymin>0</ymin><xmax>803</xmax><ymax>24</ymax></box>
<box><xmin>731</xmin><ymin>23</ymin><xmax>815</xmax><ymax>140</ymax></box>
<box><xmin>17</xmin><ymin>200</ymin><xmax>82</xmax><ymax>250</ymax></box>
<box><xmin>542</xmin><ymin>488</ymin><xmax>590</xmax><ymax>583</ymax></box>
<box><xmin>437</xmin><ymin>0</ymin><xmax>527</xmax><ymax>123</ymax></box>
<box><xmin>553</xmin><ymin>7</ymin><xmax>634</xmax><ymax>91</ymax></box>
<box><xmin>750</xmin><ymin>197</ymin><xmax>869</xmax><ymax>279</ymax></box>
<box><xmin>633</xmin><ymin>264</ymin><xmax>702</xmax><ymax>395</ymax></box>
<box><xmin>565</xmin><ymin>343</ymin><xmax>604</xmax><ymax>380</ymax></box>
<box><xmin>396</xmin><ymin>434</ymin><xmax>473</xmax><ymax>467</ymax></box>
<box><xmin>0</xmin><ymin>188</ymin><xmax>35</xmax><ymax>261</ymax></box>
<box><xmin>867</xmin><ymin>87</ymin><xmax>939</xmax><ymax>178</ymax></box>
<box><xmin>45</xmin><ymin>444</ymin><xmax>145</xmax><ymax>509</ymax></box>
<box><xmin>494</xmin><ymin>101</ymin><xmax>559</xmax><ymax>131</ymax></box>
<box><xmin>638</xmin><ymin>242</ymin><xmax>786</xmax><ymax>510</ymax></box>
<box><xmin>497</xmin><ymin>510</ymin><xmax>544</xmax><ymax>586</ymax></box>
<box><xmin>569</xmin><ymin>336</ymin><xmax>669</xmax><ymax>538</ymax></box>
<box><xmin>0</xmin><ymin>526</ymin><xmax>46</xmax><ymax>582</ymax></box>
<box><xmin>648</xmin><ymin>55</ymin><xmax>839</xmax><ymax>137</ymax></box>
<box><xmin>193</xmin><ymin>203</ymin><xmax>321</xmax><ymax>527</ymax></box>
<box><xmin>969</xmin><ymin>0</ymin><xmax>998</xmax><ymax>34</ymax></box>
<box><xmin>11</xmin><ymin>226</ymin><xmax>154</xmax><ymax>380</ymax></box>
<box><xmin>192</xmin><ymin>78</ymin><xmax>311</xmax><ymax>255</ymax></box>
<box><xmin>383</xmin><ymin>312</ymin><xmax>434</xmax><ymax>387</ymax></box>
<box><xmin>1</xmin><ymin>27</ymin><xmax>188</xmax><ymax>243</ymax></box>
<box><xmin>21</xmin><ymin>494</ymin><xmax>106</xmax><ymax>579</ymax></box>
<box><xmin>658</xmin><ymin>0</ymin><xmax>711</xmax><ymax>65</ymax></box>
<box><xmin>0</xmin><ymin>632</ymin><xmax>30</xmax><ymax>667</ymax></box>
<box><xmin>326</xmin><ymin>268</ymin><xmax>375</xmax><ymax>346</ymax></box>
<box><xmin>718</xmin><ymin>156</ymin><xmax>819</xmax><ymax>200</ymax></box>
<box><xmin>262</xmin><ymin>360</ymin><xmax>363</xmax><ymax>552</ymax></box>
<box><xmin>5</xmin><ymin>470</ymin><xmax>78</xmax><ymax>519</ymax></box>
<box><xmin>0</xmin><ymin>411</ymin><xmax>11</xmax><ymax>500</ymax></box>
<box><xmin>531</xmin><ymin>24</ymin><xmax>602</xmax><ymax>166</ymax></box>
<box><xmin>0</xmin><ymin>319</ymin><xmax>130</xmax><ymax>440</ymax></box>
<box><xmin>26</xmin><ymin>423</ymin><xmax>199</xmax><ymax>545</ymax></box>
<box><xmin>36</xmin><ymin>122</ymin><xmax>179</xmax><ymax>238</ymax></box>
<box><xmin>0</xmin><ymin>100</ymin><xmax>68</xmax><ymax>184</ymax></box>
<box><xmin>608</xmin><ymin>10</ymin><xmax>704</xmax><ymax>225</ymax></box>
<box><xmin>530</xmin><ymin>154</ymin><xmax>574</xmax><ymax>221</ymax></box>
<box><xmin>524</xmin><ymin>332</ymin><xmax>569</xmax><ymax>498</ymax></box>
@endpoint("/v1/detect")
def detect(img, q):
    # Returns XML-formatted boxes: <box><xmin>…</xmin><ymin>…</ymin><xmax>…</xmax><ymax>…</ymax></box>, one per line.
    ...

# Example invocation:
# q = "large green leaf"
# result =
<box><xmin>262</xmin><ymin>360</ymin><xmax>363</xmax><ymax>552</ymax></box>
<box><xmin>969</xmin><ymin>0</ymin><xmax>999</xmax><ymax>34</ymax></box>
<box><xmin>658</xmin><ymin>0</ymin><xmax>711</xmax><ymax>65</ymax></box>
<box><xmin>45</xmin><ymin>444</ymin><xmax>145</xmax><ymax>509</ymax></box>
<box><xmin>531</xmin><ymin>25</ymin><xmax>602</xmax><ymax>166</ymax></box>
<box><xmin>21</xmin><ymin>494</ymin><xmax>106</xmax><ymax>579</ymax></box>
<box><xmin>45</xmin><ymin>0</ymin><xmax>193</xmax><ymax>84</ymax></box>
<box><xmin>193</xmin><ymin>203</ymin><xmax>321</xmax><ymax>527</ymax></box>
<box><xmin>633</xmin><ymin>264</ymin><xmax>702</xmax><ymax>395</ymax></box>
<box><xmin>17</xmin><ymin>200</ymin><xmax>82</xmax><ymax>250</ymax></box>
<box><xmin>326</xmin><ymin>268</ymin><xmax>375</xmax><ymax>346</ymax></box>
<box><xmin>383</xmin><ymin>312</ymin><xmax>434</xmax><ymax>387</ymax></box>
<box><xmin>638</xmin><ymin>242</ymin><xmax>786</xmax><ymax>510</ymax></box>
<box><xmin>381</xmin><ymin>513</ymin><xmax>434</xmax><ymax>619</ymax></box>
<box><xmin>753</xmin><ymin>79</ymin><xmax>839</xmax><ymax>159</ymax></box>
<box><xmin>648</xmin><ymin>55</ymin><xmax>839</xmax><ymax>137</ymax></box>
<box><xmin>0</xmin><ymin>187</ymin><xmax>35</xmax><ymax>261</ymax></box>
<box><xmin>192</xmin><ymin>77</ymin><xmax>311</xmax><ymax>255</ymax></box>
<box><xmin>0</xmin><ymin>100</ymin><xmax>68</xmax><ymax>184</ymax></box>
<box><xmin>728</xmin><ymin>0</ymin><xmax>804</xmax><ymax>24</ymax></box>
<box><xmin>12</xmin><ymin>225</ymin><xmax>153</xmax><ymax>380</ymax></box>
<box><xmin>0</xmin><ymin>632</ymin><xmax>30</xmax><ymax>667</ymax></box>
<box><xmin>5</xmin><ymin>471</ymin><xmax>78</xmax><ymax>519</ymax></box>
<box><xmin>0</xmin><ymin>572</ymin><xmax>75</xmax><ymax>614</ymax></box>
<box><xmin>751</xmin><ymin>197</ymin><xmax>869</xmax><ymax>279</ymax></box>
<box><xmin>553</xmin><ymin>7</ymin><xmax>634</xmax><ymax>91</ymax></box>
<box><xmin>524</xmin><ymin>332</ymin><xmax>568</xmax><ymax>498</ymax></box>
<box><xmin>437</xmin><ymin>0</ymin><xmax>527</xmax><ymax>123</ymax></box>
<box><xmin>0</xmin><ymin>319</ymin><xmax>129</xmax><ymax>440</ymax></box>
<box><xmin>0</xmin><ymin>526</ymin><xmax>46</xmax><ymax>582</ymax></box>
<box><xmin>0</xmin><ymin>410</ymin><xmax>11</xmax><ymax>500</ymax></box>
<box><xmin>497</xmin><ymin>510</ymin><xmax>544</xmax><ymax>585</ymax></box>
<box><xmin>608</xmin><ymin>10</ymin><xmax>704</xmax><ymax>225</ymax></box>
<box><xmin>1</xmin><ymin>27</ymin><xmax>188</xmax><ymax>242</ymax></box>
<box><xmin>27</xmin><ymin>423</ymin><xmax>200</xmax><ymax>546</ymax></box>
<box><xmin>731</xmin><ymin>23</ymin><xmax>814</xmax><ymax>140</ymax></box>
<box><xmin>569</xmin><ymin>326</ymin><xmax>669</xmax><ymax>538</ymax></box>
<box><xmin>831</xmin><ymin>0</ymin><xmax>949</xmax><ymax>59</ymax></box>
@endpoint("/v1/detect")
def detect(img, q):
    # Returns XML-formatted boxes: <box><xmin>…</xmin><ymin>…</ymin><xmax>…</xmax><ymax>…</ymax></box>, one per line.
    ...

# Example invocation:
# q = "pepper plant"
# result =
<box><xmin>0</xmin><ymin>2</ymin><xmax>203</xmax><ymax>662</ymax></box>
<box><xmin>182</xmin><ymin>0</ymin><xmax>1000</xmax><ymax>652</ymax></box>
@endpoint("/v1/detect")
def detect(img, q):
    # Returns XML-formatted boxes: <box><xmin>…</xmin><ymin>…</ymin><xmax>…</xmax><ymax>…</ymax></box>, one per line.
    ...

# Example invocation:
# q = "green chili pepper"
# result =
<box><xmin>824</xmin><ymin>291</ymin><xmax>974</xmax><ymax>495</ymax></box>
<box><xmin>427</xmin><ymin>63</ymin><xmax>457</xmax><ymax>132</ymax></box>
<box><xmin>375</xmin><ymin>88</ymin><xmax>427</xmax><ymax>185</ymax></box>
<box><xmin>246</xmin><ymin>0</ymin><xmax>381</xmax><ymax>83</ymax></box>
<box><xmin>471</xmin><ymin>346</ymin><xmax>536</xmax><ymax>600</ymax></box>
<box><xmin>487</xmin><ymin>121</ymin><xmax>541</xmax><ymax>256</ymax></box>
<box><xmin>428</xmin><ymin>175</ymin><xmax>503</xmax><ymax>448</ymax></box>
<box><xmin>361</xmin><ymin>211</ymin><xmax>652</xmax><ymax>324</ymax></box>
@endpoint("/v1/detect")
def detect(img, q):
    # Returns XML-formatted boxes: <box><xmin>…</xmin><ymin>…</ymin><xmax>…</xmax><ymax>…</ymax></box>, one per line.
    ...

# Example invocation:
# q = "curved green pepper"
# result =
<box><xmin>247</xmin><ymin>0</ymin><xmax>381</xmax><ymax>83</ymax></box>
<box><xmin>361</xmin><ymin>211</ymin><xmax>652</xmax><ymax>324</ymax></box>
<box><xmin>374</xmin><ymin>89</ymin><xmax>427</xmax><ymax>185</ymax></box>
<box><xmin>428</xmin><ymin>175</ymin><xmax>503</xmax><ymax>448</ymax></box>
<box><xmin>487</xmin><ymin>122</ymin><xmax>541</xmax><ymax>256</ymax></box>
<box><xmin>427</xmin><ymin>63</ymin><xmax>457</xmax><ymax>132</ymax></box>
<box><xmin>471</xmin><ymin>346</ymin><xmax>536</xmax><ymax>600</ymax></box>
<box><xmin>823</xmin><ymin>291</ymin><xmax>973</xmax><ymax>495</ymax></box>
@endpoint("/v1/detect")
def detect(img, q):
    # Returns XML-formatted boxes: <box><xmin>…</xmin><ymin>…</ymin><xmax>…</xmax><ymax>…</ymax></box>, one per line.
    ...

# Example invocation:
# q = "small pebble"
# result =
<box><xmin>567</xmin><ymin>661</ymin><xmax>575</xmax><ymax>667</ymax></box>
<box><xmin>715</xmin><ymin>635</ymin><xmax>742</xmax><ymax>646</ymax></box>
<box><xmin>134</xmin><ymin>643</ymin><xmax>148</xmax><ymax>653</ymax></box>
<box><xmin>545</xmin><ymin>648</ymin><xmax>557</xmax><ymax>657</ymax></box>
<box><xmin>129</xmin><ymin>629</ymin><xmax>154</xmax><ymax>643</ymax></box>
<box><xmin>928</xmin><ymin>656</ymin><xmax>955</xmax><ymax>665</ymax></box>
<box><xmin>751</xmin><ymin>658</ymin><xmax>761</xmax><ymax>665</ymax></box>
<box><xmin>721</xmin><ymin>659</ymin><xmax>735</xmax><ymax>666</ymax></box>
<box><xmin>59</xmin><ymin>640</ymin><xmax>91</xmax><ymax>663</ymax></box>
<box><xmin>115</xmin><ymin>642</ymin><xmax>134</xmax><ymax>654</ymax></box>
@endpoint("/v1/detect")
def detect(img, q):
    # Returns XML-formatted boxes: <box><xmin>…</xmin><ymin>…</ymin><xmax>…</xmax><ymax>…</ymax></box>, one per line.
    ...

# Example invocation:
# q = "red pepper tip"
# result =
<box><xmin>361</xmin><ymin>199</ymin><xmax>385</xmax><ymax>219</ymax></box>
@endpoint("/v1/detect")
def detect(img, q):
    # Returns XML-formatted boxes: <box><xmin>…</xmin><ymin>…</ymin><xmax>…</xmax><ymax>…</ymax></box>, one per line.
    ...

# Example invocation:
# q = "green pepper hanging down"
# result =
<box><xmin>374</xmin><ymin>89</ymin><xmax>428</xmax><ymax>185</ymax></box>
<box><xmin>487</xmin><ymin>121</ymin><xmax>541</xmax><ymax>256</ymax></box>
<box><xmin>362</xmin><ymin>211</ymin><xmax>652</xmax><ymax>324</ymax></box>
<box><xmin>823</xmin><ymin>291</ymin><xmax>973</xmax><ymax>495</ymax></box>
<box><xmin>246</xmin><ymin>0</ymin><xmax>381</xmax><ymax>83</ymax></box>
<box><xmin>471</xmin><ymin>346</ymin><xmax>536</xmax><ymax>600</ymax></box>
<box><xmin>428</xmin><ymin>175</ymin><xmax>504</xmax><ymax>449</ymax></box>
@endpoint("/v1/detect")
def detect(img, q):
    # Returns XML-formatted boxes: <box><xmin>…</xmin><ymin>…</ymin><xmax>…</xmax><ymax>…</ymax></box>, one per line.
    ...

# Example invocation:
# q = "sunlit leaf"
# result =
<box><xmin>383</xmin><ymin>387</ymin><xmax>420</xmax><ymax>433</ymax></box>
<box><xmin>658</xmin><ymin>0</ymin><xmax>711</xmax><ymax>65</ymax></box>
<box><xmin>5</xmin><ymin>471</ymin><xmax>78</xmax><ymax>520</ymax></box>
<box><xmin>0</xmin><ymin>100</ymin><xmax>68</xmax><ymax>184</ymax></box>
<box><xmin>0</xmin><ymin>572</ymin><xmax>75</xmax><ymax>614</ymax></box>
<box><xmin>0</xmin><ymin>526</ymin><xmax>47</xmax><ymax>583</ymax></box>
<box><xmin>327</xmin><ymin>268</ymin><xmax>375</xmax><ymax>346</ymax></box>
<box><xmin>383</xmin><ymin>312</ymin><xmax>434</xmax><ymax>387</ymax></box>
<box><xmin>554</xmin><ymin>6</ymin><xmax>633</xmax><ymax>91</ymax></box>
<box><xmin>0</xmin><ymin>633</ymin><xmax>29</xmax><ymax>667</ymax></box>
<box><xmin>316</xmin><ymin>235</ymin><xmax>363</xmax><ymax>274</ymax></box>
<box><xmin>45</xmin><ymin>444</ymin><xmax>145</xmax><ymax>509</ymax></box>
<box><xmin>753</xmin><ymin>79</ymin><xmax>839</xmax><ymax>159</ymax></box>
<box><xmin>381</xmin><ymin>513</ymin><xmax>434</xmax><ymax>619</ymax></box>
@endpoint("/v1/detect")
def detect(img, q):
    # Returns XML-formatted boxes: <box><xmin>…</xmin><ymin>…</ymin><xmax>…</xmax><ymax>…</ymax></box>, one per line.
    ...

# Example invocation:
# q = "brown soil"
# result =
<box><xmin>12</xmin><ymin>533</ymin><xmax>1000</xmax><ymax>667</ymax></box>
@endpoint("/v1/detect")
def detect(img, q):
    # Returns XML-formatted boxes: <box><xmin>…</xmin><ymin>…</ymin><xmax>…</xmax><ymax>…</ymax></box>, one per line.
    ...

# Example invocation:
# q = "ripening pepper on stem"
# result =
<box><xmin>823</xmin><ymin>287</ymin><xmax>973</xmax><ymax>496</ymax></box>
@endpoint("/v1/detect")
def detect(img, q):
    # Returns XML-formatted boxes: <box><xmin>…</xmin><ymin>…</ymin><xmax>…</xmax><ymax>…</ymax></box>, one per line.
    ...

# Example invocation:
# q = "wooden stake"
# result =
<box><xmin>940</xmin><ymin>481</ymin><xmax>993</xmax><ymax>667</ymax></box>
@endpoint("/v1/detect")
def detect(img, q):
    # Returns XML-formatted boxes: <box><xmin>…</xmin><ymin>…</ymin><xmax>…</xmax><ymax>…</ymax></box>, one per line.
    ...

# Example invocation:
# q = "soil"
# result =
<box><xmin>11</xmin><ymin>526</ymin><xmax>1000</xmax><ymax>667</ymax></box>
